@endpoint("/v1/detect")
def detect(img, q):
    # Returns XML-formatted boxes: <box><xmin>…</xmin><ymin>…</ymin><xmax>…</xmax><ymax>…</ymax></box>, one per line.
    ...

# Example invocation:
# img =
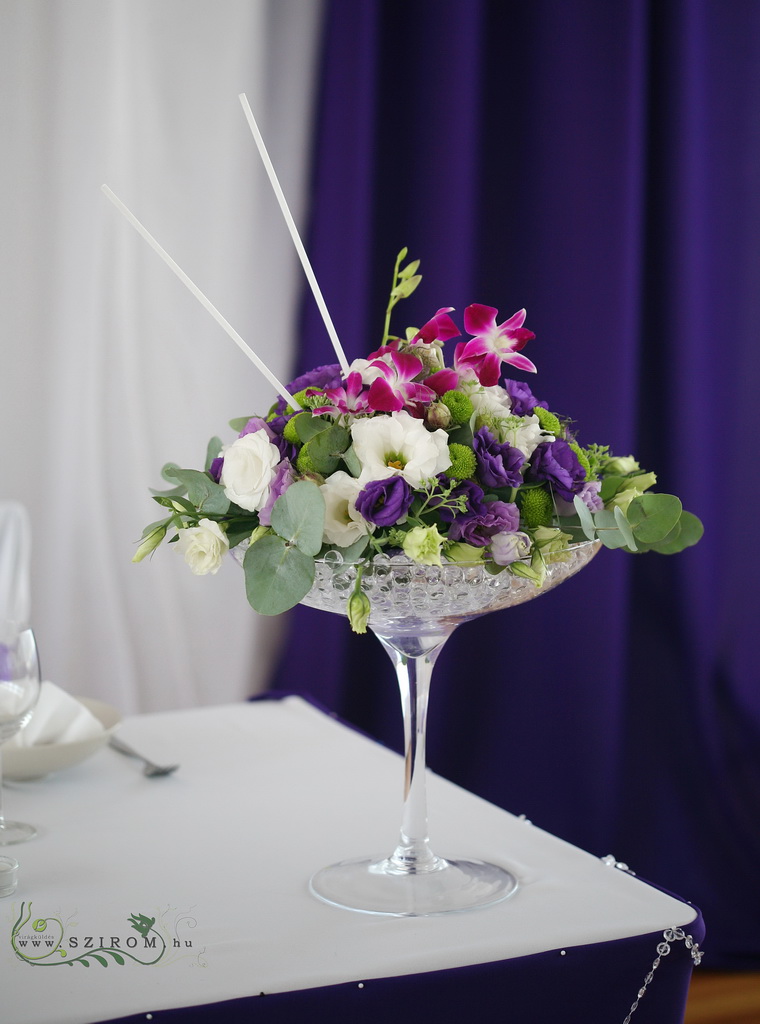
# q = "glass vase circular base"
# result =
<box><xmin>0</xmin><ymin>820</ymin><xmax>36</xmax><ymax>846</ymax></box>
<box><xmin>309</xmin><ymin>854</ymin><xmax>518</xmax><ymax>917</ymax></box>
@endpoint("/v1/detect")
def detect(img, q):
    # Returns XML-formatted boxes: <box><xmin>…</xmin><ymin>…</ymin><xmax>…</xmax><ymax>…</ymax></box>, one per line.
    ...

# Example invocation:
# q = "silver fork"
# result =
<box><xmin>109</xmin><ymin>735</ymin><xmax>179</xmax><ymax>777</ymax></box>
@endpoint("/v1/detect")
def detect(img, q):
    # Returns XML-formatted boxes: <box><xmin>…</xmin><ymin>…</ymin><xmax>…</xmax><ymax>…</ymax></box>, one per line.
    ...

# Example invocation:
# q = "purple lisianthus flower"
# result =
<box><xmin>355</xmin><ymin>476</ymin><xmax>414</xmax><ymax>527</ymax></box>
<box><xmin>505</xmin><ymin>379</ymin><xmax>547</xmax><ymax>417</ymax></box>
<box><xmin>272</xmin><ymin>363</ymin><xmax>344</xmax><ymax>417</ymax></box>
<box><xmin>448</xmin><ymin>499</ymin><xmax>520</xmax><ymax>547</ymax></box>
<box><xmin>239</xmin><ymin>416</ymin><xmax>295</xmax><ymax>461</ymax></box>
<box><xmin>503</xmin><ymin>378</ymin><xmax>547</xmax><ymax>417</ymax></box>
<box><xmin>473</xmin><ymin>427</ymin><xmax>525</xmax><ymax>488</ymax></box>
<box><xmin>527</xmin><ymin>439</ymin><xmax>587</xmax><ymax>501</ymax></box>
<box><xmin>208</xmin><ymin>456</ymin><xmax>223</xmax><ymax>483</ymax></box>
<box><xmin>258</xmin><ymin>459</ymin><xmax>297</xmax><ymax>526</ymax></box>
<box><xmin>553</xmin><ymin>480</ymin><xmax>603</xmax><ymax>517</ymax></box>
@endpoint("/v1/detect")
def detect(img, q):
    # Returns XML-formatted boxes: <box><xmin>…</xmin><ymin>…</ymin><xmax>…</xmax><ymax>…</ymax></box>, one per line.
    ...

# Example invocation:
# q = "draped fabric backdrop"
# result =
<box><xmin>274</xmin><ymin>0</ymin><xmax>760</xmax><ymax>967</ymax></box>
<box><xmin>0</xmin><ymin>1</ymin><xmax>323</xmax><ymax>712</ymax></box>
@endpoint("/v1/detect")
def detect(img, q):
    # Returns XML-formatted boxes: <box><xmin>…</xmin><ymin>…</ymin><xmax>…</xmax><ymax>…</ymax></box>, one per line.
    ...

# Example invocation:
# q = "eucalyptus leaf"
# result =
<box><xmin>162</xmin><ymin>469</ymin><xmax>231</xmax><ymax>515</ymax></box>
<box><xmin>270</xmin><ymin>480</ymin><xmax>325</xmax><ymax>556</ymax></box>
<box><xmin>225</xmin><ymin>519</ymin><xmax>261</xmax><ymax>549</ymax></box>
<box><xmin>342</xmin><ymin>445</ymin><xmax>362</xmax><ymax>478</ymax></box>
<box><xmin>243</xmin><ymin>536</ymin><xmax>315</xmax><ymax>615</ymax></box>
<box><xmin>573</xmin><ymin>495</ymin><xmax>597</xmax><ymax>541</ymax></box>
<box><xmin>613</xmin><ymin>506</ymin><xmax>638</xmax><ymax>551</ymax></box>
<box><xmin>592</xmin><ymin>510</ymin><xmax>631</xmax><ymax>549</ymax></box>
<box><xmin>205</xmin><ymin>436</ymin><xmax>223</xmax><ymax>472</ymax></box>
<box><xmin>293</xmin><ymin>412</ymin><xmax>330</xmax><ymax>443</ymax></box>
<box><xmin>150</xmin><ymin>462</ymin><xmax>188</xmax><ymax>497</ymax></box>
<box><xmin>637</xmin><ymin>511</ymin><xmax>704</xmax><ymax>554</ymax></box>
<box><xmin>306</xmin><ymin>424</ymin><xmax>351</xmax><ymax>474</ymax></box>
<box><xmin>229</xmin><ymin>416</ymin><xmax>252</xmax><ymax>432</ymax></box>
<box><xmin>627</xmin><ymin>493</ymin><xmax>682</xmax><ymax>542</ymax></box>
<box><xmin>446</xmin><ymin>422</ymin><xmax>474</xmax><ymax>446</ymax></box>
<box><xmin>149</xmin><ymin>483</ymin><xmax>187</xmax><ymax>498</ymax></box>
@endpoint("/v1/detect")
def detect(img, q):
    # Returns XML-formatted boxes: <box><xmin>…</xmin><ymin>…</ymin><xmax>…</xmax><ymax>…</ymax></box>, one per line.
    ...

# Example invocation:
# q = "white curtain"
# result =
<box><xmin>0</xmin><ymin>0</ymin><xmax>325</xmax><ymax>712</ymax></box>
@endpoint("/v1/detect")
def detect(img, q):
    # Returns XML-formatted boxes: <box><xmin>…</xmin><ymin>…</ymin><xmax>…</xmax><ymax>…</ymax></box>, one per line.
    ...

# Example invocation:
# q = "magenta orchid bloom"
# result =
<box><xmin>367</xmin><ymin>350</ymin><xmax>437</xmax><ymax>412</ymax></box>
<box><xmin>412</xmin><ymin>307</ymin><xmax>461</xmax><ymax>345</ymax></box>
<box><xmin>456</xmin><ymin>304</ymin><xmax>536</xmax><ymax>386</ymax></box>
<box><xmin>310</xmin><ymin>372</ymin><xmax>371</xmax><ymax>416</ymax></box>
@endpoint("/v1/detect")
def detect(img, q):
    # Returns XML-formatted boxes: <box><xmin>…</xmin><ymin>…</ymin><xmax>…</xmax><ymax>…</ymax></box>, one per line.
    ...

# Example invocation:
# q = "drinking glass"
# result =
<box><xmin>0</xmin><ymin>624</ymin><xmax>41</xmax><ymax>844</ymax></box>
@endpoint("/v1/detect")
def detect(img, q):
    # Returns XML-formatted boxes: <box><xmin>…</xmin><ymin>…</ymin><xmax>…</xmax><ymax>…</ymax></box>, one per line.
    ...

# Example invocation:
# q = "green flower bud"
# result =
<box><xmin>447</xmin><ymin>443</ymin><xmax>477</xmax><ymax>481</ymax></box>
<box><xmin>532</xmin><ymin>525</ymin><xmax>573</xmax><ymax>563</ymax></box>
<box><xmin>606</xmin><ymin>472</ymin><xmax>657</xmax><ymax>512</ymax></box>
<box><xmin>604</xmin><ymin>455</ymin><xmax>640</xmax><ymax>475</ymax></box>
<box><xmin>132</xmin><ymin>524</ymin><xmax>167</xmax><ymax>563</ymax></box>
<box><xmin>444</xmin><ymin>542</ymin><xmax>484</xmax><ymax>564</ymax></box>
<box><xmin>441</xmin><ymin>390</ymin><xmax>474</xmax><ymax>425</ymax></box>
<box><xmin>346</xmin><ymin>588</ymin><xmax>371</xmax><ymax>634</ymax></box>
<box><xmin>425</xmin><ymin>402</ymin><xmax>452</xmax><ymax>430</ymax></box>
<box><xmin>517</xmin><ymin>487</ymin><xmax>554</xmax><ymax>528</ymax></box>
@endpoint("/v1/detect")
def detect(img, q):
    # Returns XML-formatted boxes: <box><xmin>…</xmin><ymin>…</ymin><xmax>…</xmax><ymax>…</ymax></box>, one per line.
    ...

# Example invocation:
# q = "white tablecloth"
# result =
<box><xmin>3</xmin><ymin>697</ymin><xmax>697</xmax><ymax>1024</ymax></box>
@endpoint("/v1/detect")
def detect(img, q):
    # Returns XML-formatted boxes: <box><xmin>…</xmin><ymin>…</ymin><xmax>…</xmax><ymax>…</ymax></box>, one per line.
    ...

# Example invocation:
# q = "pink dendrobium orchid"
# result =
<box><xmin>310</xmin><ymin>372</ymin><xmax>371</xmax><ymax>416</ymax></box>
<box><xmin>367</xmin><ymin>350</ymin><xmax>437</xmax><ymax>412</ymax></box>
<box><xmin>412</xmin><ymin>307</ymin><xmax>461</xmax><ymax>345</ymax></box>
<box><xmin>456</xmin><ymin>304</ymin><xmax>536</xmax><ymax>386</ymax></box>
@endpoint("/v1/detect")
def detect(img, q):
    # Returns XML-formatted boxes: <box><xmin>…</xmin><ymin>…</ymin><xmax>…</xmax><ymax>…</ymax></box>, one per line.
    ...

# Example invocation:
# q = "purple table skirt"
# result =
<box><xmin>102</xmin><ymin>904</ymin><xmax>704</xmax><ymax>1024</ymax></box>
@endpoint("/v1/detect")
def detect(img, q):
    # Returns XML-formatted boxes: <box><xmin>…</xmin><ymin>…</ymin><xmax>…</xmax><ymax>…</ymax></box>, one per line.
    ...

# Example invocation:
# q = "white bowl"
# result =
<box><xmin>3</xmin><ymin>698</ymin><xmax>122</xmax><ymax>780</ymax></box>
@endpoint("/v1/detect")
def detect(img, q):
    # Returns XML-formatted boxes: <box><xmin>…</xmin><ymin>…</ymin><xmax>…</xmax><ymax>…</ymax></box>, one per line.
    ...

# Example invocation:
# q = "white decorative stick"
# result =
<box><xmin>238</xmin><ymin>92</ymin><xmax>350</xmax><ymax>375</ymax></box>
<box><xmin>100</xmin><ymin>184</ymin><xmax>302</xmax><ymax>411</ymax></box>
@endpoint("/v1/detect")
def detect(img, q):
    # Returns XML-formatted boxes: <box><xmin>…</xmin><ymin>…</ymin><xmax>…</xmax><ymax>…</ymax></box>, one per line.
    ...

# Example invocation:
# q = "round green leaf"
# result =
<box><xmin>626</xmin><ymin>493</ymin><xmax>682</xmax><ymax>542</ymax></box>
<box><xmin>646</xmin><ymin>511</ymin><xmax>704</xmax><ymax>554</ymax></box>
<box><xmin>243</xmin><ymin>536</ymin><xmax>315</xmax><ymax>615</ymax></box>
<box><xmin>306</xmin><ymin>424</ymin><xmax>350</xmax><ymax>474</ymax></box>
<box><xmin>270</xmin><ymin>480</ymin><xmax>325</xmax><ymax>556</ymax></box>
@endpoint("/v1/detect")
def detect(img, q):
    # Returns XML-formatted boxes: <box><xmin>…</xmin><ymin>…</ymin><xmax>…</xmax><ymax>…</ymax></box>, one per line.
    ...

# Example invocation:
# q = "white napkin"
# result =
<box><xmin>5</xmin><ymin>682</ymin><xmax>104</xmax><ymax>748</ymax></box>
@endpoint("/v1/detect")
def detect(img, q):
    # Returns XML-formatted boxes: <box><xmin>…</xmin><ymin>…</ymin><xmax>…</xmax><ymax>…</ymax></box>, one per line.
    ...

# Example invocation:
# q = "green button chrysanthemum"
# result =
<box><xmin>518</xmin><ymin>486</ymin><xmax>555</xmax><ymax>528</ymax></box>
<box><xmin>534</xmin><ymin>406</ymin><xmax>562</xmax><ymax>436</ymax></box>
<box><xmin>447</xmin><ymin>443</ymin><xmax>477</xmax><ymax>481</ymax></box>
<box><xmin>441</xmin><ymin>390</ymin><xmax>474</xmax><ymax>425</ymax></box>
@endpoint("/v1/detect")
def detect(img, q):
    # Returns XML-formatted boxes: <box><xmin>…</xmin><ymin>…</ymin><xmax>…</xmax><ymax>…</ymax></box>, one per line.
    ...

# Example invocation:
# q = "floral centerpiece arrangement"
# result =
<box><xmin>135</xmin><ymin>250</ymin><xmax>702</xmax><ymax>632</ymax></box>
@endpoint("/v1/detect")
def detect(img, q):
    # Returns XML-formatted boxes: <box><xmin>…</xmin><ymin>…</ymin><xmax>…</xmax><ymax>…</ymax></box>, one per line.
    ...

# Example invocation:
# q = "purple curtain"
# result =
<box><xmin>272</xmin><ymin>0</ymin><xmax>760</xmax><ymax>967</ymax></box>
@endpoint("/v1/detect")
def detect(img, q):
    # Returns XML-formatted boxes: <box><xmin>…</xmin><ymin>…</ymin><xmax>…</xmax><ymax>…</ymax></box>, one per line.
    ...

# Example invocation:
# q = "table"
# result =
<box><xmin>2</xmin><ymin>696</ymin><xmax>704</xmax><ymax>1023</ymax></box>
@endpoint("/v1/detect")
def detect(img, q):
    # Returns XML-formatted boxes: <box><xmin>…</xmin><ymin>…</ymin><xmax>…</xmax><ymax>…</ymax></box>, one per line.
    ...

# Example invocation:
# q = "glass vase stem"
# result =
<box><xmin>375</xmin><ymin>633</ymin><xmax>448</xmax><ymax>874</ymax></box>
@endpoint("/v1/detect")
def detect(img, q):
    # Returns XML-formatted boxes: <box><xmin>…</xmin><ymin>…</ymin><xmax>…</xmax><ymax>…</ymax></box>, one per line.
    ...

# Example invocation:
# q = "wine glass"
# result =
<box><xmin>0</xmin><ymin>623</ymin><xmax>41</xmax><ymax>844</ymax></box>
<box><xmin>300</xmin><ymin>540</ymin><xmax>600</xmax><ymax>916</ymax></box>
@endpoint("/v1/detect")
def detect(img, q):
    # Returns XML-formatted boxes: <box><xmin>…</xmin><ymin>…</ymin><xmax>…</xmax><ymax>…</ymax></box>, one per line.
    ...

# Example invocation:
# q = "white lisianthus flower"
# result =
<box><xmin>175</xmin><ymin>519</ymin><xmax>229</xmax><ymax>575</ymax></box>
<box><xmin>320</xmin><ymin>471</ymin><xmax>374</xmax><ymax>547</ymax></box>
<box><xmin>497</xmin><ymin>414</ymin><xmax>546</xmax><ymax>458</ymax></box>
<box><xmin>467</xmin><ymin>383</ymin><xmax>513</xmax><ymax>420</ymax></box>
<box><xmin>351</xmin><ymin>410</ymin><xmax>451</xmax><ymax>487</ymax></box>
<box><xmin>220</xmin><ymin>429</ymin><xmax>281</xmax><ymax>512</ymax></box>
